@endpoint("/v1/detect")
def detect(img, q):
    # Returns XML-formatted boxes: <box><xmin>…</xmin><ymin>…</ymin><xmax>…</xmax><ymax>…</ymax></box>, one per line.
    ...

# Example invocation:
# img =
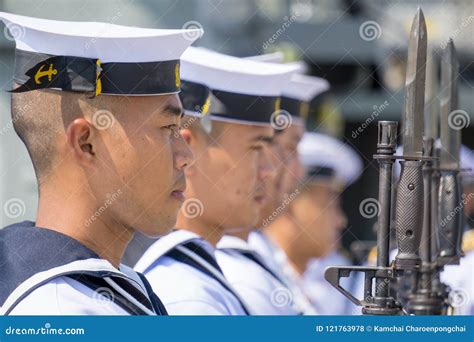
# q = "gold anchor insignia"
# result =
<box><xmin>34</xmin><ymin>64</ymin><xmax>58</xmax><ymax>85</ymax></box>
<box><xmin>175</xmin><ymin>63</ymin><xmax>180</xmax><ymax>88</ymax></box>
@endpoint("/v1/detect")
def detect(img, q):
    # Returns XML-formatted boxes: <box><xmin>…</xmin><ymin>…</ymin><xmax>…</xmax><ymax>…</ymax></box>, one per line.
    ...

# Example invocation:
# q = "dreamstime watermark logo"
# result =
<box><xmin>92</xmin><ymin>110</ymin><xmax>115</xmax><ymax>130</ymax></box>
<box><xmin>440</xmin><ymin>192</ymin><xmax>474</xmax><ymax>227</ymax></box>
<box><xmin>181</xmin><ymin>21</ymin><xmax>203</xmax><ymax>41</ymax></box>
<box><xmin>352</xmin><ymin>101</ymin><xmax>389</xmax><ymax>139</ymax></box>
<box><xmin>3</xmin><ymin>22</ymin><xmax>26</xmax><ymax>41</ymax></box>
<box><xmin>359</xmin><ymin>198</ymin><xmax>380</xmax><ymax>219</ymax></box>
<box><xmin>448</xmin><ymin>288</ymin><xmax>470</xmax><ymax>308</ymax></box>
<box><xmin>3</xmin><ymin>198</ymin><xmax>26</xmax><ymax>219</ymax></box>
<box><xmin>262</xmin><ymin>14</ymin><xmax>299</xmax><ymax>50</ymax></box>
<box><xmin>440</xmin><ymin>15</ymin><xmax>474</xmax><ymax>49</ymax></box>
<box><xmin>4</xmin><ymin>323</ymin><xmax>85</xmax><ymax>336</ymax></box>
<box><xmin>262</xmin><ymin>189</ymin><xmax>300</xmax><ymax>227</ymax></box>
<box><xmin>92</xmin><ymin>287</ymin><xmax>115</xmax><ymax>307</ymax></box>
<box><xmin>359</xmin><ymin>21</ymin><xmax>382</xmax><ymax>41</ymax></box>
<box><xmin>448</xmin><ymin>110</ymin><xmax>470</xmax><ymax>130</ymax></box>
<box><xmin>270</xmin><ymin>287</ymin><xmax>293</xmax><ymax>307</ymax></box>
<box><xmin>270</xmin><ymin>110</ymin><xmax>292</xmax><ymax>130</ymax></box>
<box><xmin>182</xmin><ymin>198</ymin><xmax>204</xmax><ymax>219</ymax></box>
<box><xmin>85</xmin><ymin>189</ymin><xmax>123</xmax><ymax>227</ymax></box>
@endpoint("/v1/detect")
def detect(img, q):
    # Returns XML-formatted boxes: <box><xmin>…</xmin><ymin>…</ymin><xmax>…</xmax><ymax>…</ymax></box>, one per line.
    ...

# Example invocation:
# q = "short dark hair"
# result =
<box><xmin>10</xmin><ymin>87</ymin><xmax>84</xmax><ymax>182</ymax></box>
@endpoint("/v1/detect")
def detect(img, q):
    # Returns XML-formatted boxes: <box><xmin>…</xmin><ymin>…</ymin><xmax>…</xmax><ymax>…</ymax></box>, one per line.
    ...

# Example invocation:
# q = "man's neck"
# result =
<box><xmin>175</xmin><ymin>214</ymin><xmax>225</xmax><ymax>247</ymax></box>
<box><xmin>36</xmin><ymin>186</ymin><xmax>133</xmax><ymax>268</ymax></box>
<box><xmin>265</xmin><ymin>214</ymin><xmax>310</xmax><ymax>275</ymax></box>
<box><xmin>228</xmin><ymin>229</ymin><xmax>251</xmax><ymax>241</ymax></box>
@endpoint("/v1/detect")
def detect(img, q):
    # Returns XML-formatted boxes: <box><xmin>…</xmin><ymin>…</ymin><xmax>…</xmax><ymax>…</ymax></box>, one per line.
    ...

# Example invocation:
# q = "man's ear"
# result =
<box><xmin>66</xmin><ymin>118</ymin><xmax>96</xmax><ymax>167</ymax></box>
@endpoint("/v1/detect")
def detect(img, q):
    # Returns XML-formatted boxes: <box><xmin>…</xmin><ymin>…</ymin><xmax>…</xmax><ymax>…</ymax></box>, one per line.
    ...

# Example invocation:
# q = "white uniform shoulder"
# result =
<box><xmin>217</xmin><ymin>236</ymin><xmax>299</xmax><ymax>315</ymax></box>
<box><xmin>136</xmin><ymin>230</ymin><xmax>248</xmax><ymax>315</ymax></box>
<box><xmin>9</xmin><ymin>276</ymin><xmax>129</xmax><ymax>315</ymax></box>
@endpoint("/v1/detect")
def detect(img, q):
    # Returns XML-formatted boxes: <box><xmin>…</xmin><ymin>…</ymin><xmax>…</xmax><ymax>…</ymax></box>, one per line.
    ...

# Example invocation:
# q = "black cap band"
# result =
<box><xmin>179</xmin><ymin>80</ymin><xmax>211</xmax><ymax>115</ymax></box>
<box><xmin>307</xmin><ymin>166</ymin><xmax>335</xmax><ymax>180</ymax></box>
<box><xmin>209</xmin><ymin>89</ymin><xmax>279</xmax><ymax>124</ymax></box>
<box><xmin>281</xmin><ymin>96</ymin><xmax>309</xmax><ymax>118</ymax></box>
<box><xmin>12</xmin><ymin>50</ymin><xmax>180</xmax><ymax>96</ymax></box>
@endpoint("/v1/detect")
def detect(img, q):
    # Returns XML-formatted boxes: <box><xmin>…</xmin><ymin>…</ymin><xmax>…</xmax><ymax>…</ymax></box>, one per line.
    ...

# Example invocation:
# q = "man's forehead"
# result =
<box><xmin>121</xmin><ymin>94</ymin><xmax>183</xmax><ymax>120</ymax></box>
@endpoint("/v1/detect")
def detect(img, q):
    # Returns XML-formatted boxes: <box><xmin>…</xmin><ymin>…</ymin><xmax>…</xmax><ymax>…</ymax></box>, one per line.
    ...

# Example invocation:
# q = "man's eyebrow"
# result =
<box><xmin>252</xmin><ymin>135</ymin><xmax>274</xmax><ymax>144</ymax></box>
<box><xmin>162</xmin><ymin>104</ymin><xmax>184</xmax><ymax>118</ymax></box>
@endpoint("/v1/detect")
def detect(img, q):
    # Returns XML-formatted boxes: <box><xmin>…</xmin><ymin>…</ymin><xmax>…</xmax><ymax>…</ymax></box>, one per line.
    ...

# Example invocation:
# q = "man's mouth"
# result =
<box><xmin>253</xmin><ymin>193</ymin><xmax>266</xmax><ymax>205</ymax></box>
<box><xmin>171</xmin><ymin>190</ymin><xmax>185</xmax><ymax>202</ymax></box>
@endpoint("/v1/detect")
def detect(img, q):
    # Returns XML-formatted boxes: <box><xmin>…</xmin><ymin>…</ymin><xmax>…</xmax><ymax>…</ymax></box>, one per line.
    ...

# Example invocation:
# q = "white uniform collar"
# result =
<box><xmin>217</xmin><ymin>235</ymin><xmax>252</xmax><ymax>251</ymax></box>
<box><xmin>134</xmin><ymin>229</ymin><xmax>204</xmax><ymax>273</ymax></box>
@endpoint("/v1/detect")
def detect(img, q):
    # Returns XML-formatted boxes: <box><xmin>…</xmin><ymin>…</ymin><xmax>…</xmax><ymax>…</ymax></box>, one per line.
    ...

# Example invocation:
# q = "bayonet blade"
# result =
<box><xmin>424</xmin><ymin>49</ymin><xmax>439</xmax><ymax>140</ymax></box>
<box><xmin>402</xmin><ymin>8</ymin><xmax>427</xmax><ymax>158</ymax></box>
<box><xmin>440</xmin><ymin>39</ymin><xmax>460</xmax><ymax>169</ymax></box>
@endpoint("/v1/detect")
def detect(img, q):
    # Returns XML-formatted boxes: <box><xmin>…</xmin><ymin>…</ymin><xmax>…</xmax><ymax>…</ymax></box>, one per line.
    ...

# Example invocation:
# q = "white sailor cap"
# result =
<box><xmin>246</xmin><ymin>53</ymin><xmax>329</xmax><ymax>120</ymax></box>
<box><xmin>280</xmin><ymin>74</ymin><xmax>330</xmax><ymax>119</ymax></box>
<box><xmin>245</xmin><ymin>52</ymin><xmax>308</xmax><ymax>74</ymax></box>
<box><xmin>180</xmin><ymin>47</ymin><xmax>299</xmax><ymax>125</ymax></box>
<box><xmin>0</xmin><ymin>12</ymin><xmax>203</xmax><ymax>96</ymax></box>
<box><xmin>298</xmin><ymin>132</ymin><xmax>363</xmax><ymax>187</ymax></box>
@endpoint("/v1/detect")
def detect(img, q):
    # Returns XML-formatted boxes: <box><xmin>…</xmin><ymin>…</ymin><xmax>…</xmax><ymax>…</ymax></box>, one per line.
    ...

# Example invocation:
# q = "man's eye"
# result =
<box><xmin>163</xmin><ymin>124</ymin><xmax>179</xmax><ymax>131</ymax></box>
<box><xmin>251</xmin><ymin>145</ymin><xmax>264</xmax><ymax>151</ymax></box>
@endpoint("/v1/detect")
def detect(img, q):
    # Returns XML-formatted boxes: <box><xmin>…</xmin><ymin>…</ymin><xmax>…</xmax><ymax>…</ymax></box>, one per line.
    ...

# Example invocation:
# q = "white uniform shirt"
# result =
<box><xmin>441</xmin><ymin>250</ymin><xmax>474</xmax><ymax>315</ymax></box>
<box><xmin>6</xmin><ymin>263</ymin><xmax>150</xmax><ymax>315</ymax></box>
<box><xmin>216</xmin><ymin>235</ymin><xmax>300</xmax><ymax>315</ymax></box>
<box><xmin>248</xmin><ymin>231</ymin><xmax>318</xmax><ymax>314</ymax></box>
<box><xmin>135</xmin><ymin>230</ymin><xmax>249</xmax><ymax>315</ymax></box>
<box><xmin>1</xmin><ymin>222</ymin><xmax>160</xmax><ymax>316</ymax></box>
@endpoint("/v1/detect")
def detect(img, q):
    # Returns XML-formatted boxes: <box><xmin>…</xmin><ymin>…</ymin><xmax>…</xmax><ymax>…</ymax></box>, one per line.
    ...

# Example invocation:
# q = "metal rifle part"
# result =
<box><xmin>324</xmin><ymin>121</ymin><xmax>403</xmax><ymax>315</ymax></box>
<box><xmin>438</xmin><ymin>39</ymin><xmax>463</xmax><ymax>265</ymax></box>
<box><xmin>394</xmin><ymin>8</ymin><xmax>427</xmax><ymax>271</ymax></box>
<box><xmin>407</xmin><ymin>40</ymin><xmax>462</xmax><ymax>314</ymax></box>
<box><xmin>405</xmin><ymin>137</ymin><xmax>447</xmax><ymax>315</ymax></box>
<box><xmin>367</xmin><ymin>121</ymin><xmax>403</xmax><ymax>315</ymax></box>
<box><xmin>324</xmin><ymin>9</ymin><xmax>429</xmax><ymax>315</ymax></box>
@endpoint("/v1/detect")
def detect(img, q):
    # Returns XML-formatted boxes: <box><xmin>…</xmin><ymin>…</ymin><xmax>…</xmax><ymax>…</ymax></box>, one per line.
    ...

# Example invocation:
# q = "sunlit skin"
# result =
<box><xmin>258</xmin><ymin>124</ymin><xmax>305</xmax><ymax>228</ymax></box>
<box><xmin>266</xmin><ymin>181</ymin><xmax>347</xmax><ymax>275</ymax></box>
<box><xmin>178</xmin><ymin>121</ymin><xmax>274</xmax><ymax>246</ymax></box>
<box><xmin>30</xmin><ymin>90</ymin><xmax>194</xmax><ymax>267</ymax></box>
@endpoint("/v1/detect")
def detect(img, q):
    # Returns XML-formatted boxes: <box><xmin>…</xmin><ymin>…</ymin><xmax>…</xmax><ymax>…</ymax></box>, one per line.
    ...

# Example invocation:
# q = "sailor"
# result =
<box><xmin>216</xmin><ymin>65</ymin><xmax>330</xmax><ymax>315</ymax></box>
<box><xmin>134</xmin><ymin>47</ymin><xmax>299</xmax><ymax>315</ymax></box>
<box><xmin>251</xmin><ymin>132</ymin><xmax>362</xmax><ymax>315</ymax></box>
<box><xmin>120</xmin><ymin>80</ymin><xmax>213</xmax><ymax>268</ymax></box>
<box><xmin>0</xmin><ymin>12</ymin><xmax>202</xmax><ymax>315</ymax></box>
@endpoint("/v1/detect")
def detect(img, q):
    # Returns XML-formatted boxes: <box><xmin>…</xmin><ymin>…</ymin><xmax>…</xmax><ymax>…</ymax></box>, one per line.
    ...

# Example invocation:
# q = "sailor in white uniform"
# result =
<box><xmin>135</xmin><ymin>47</ymin><xmax>300</xmax><ymax>315</ymax></box>
<box><xmin>216</xmin><ymin>67</ymin><xmax>330</xmax><ymax>315</ymax></box>
<box><xmin>298</xmin><ymin>133</ymin><xmax>363</xmax><ymax>315</ymax></box>
<box><xmin>251</xmin><ymin>132</ymin><xmax>363</xmax><ymax>315</ymax></box>
<box><xmin>0</xmin><ymin>12</ymin><xmax>201</xmax><ymax>315</ymax></box>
